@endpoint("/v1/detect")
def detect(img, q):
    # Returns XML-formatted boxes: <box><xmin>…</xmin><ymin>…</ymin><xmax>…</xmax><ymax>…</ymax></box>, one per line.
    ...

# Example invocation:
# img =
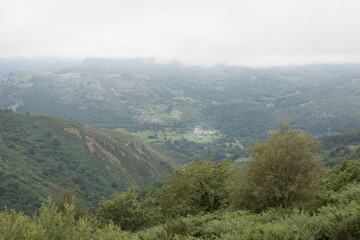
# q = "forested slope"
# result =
<box><xmin>0</xmin><ymin>109</ymin><xmax>171</xmax><ymax>214</ymax></box>
<box><xmin>1</xmin><ymin>60</ymin><xmax>360</xmax><ymax>141</ymax></box>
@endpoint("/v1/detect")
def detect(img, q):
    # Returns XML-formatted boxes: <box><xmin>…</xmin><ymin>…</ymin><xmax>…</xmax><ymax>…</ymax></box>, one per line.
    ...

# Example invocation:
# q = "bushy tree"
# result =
<box><xmin>98</xmin><ymin>187</ymin><xmax>159</xmax><ymax>231</ymax></box>
<box><xmin>0</xmin><ymin>198</ymin><xmax>93</xmax><ymax>240</ymax></box>
<box><xmin>159</xmin><ymin>158</ymin><xmax>232</xmax><ymax>218</ymax></box>
<box><xmin>230</xmin><ymin>123</ymin><xmax>326</xmax><ymax>212</ymax></box>
<box><xmin>52</xmin><ymin>188</ymin><xmax>84</xmax><ymax>220</ymax></box>
<box><xmin>0</xmin><ymin>209</ymin><xmax>45</xmax><ymax>240</ymax></box>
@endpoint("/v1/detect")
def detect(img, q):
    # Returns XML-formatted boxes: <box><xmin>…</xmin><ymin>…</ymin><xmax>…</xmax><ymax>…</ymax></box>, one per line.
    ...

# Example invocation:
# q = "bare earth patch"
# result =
<box><xmin>64</xmin><ymin>127</ymin><xmax>81</xmax><ymax>139</ymax></box>
<box><xmin>85</xmin><ymin>136</ymin><xmax>126</xmax><ymax>171</ymax></box>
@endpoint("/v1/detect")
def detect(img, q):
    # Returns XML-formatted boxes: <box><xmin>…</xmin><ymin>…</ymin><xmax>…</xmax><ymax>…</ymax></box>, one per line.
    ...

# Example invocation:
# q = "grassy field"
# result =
<box><xmin>117</xmin><ymin>128</ymin><xmax>221</xmax><ymax>143</ymax></box>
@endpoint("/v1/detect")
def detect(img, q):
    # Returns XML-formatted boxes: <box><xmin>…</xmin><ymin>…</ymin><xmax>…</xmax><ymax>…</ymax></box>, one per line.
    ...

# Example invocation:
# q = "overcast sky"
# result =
<box><xmin>1</xmin><ymin>0</ymin><xmax>360</xmax><ymax>67</ymax></box>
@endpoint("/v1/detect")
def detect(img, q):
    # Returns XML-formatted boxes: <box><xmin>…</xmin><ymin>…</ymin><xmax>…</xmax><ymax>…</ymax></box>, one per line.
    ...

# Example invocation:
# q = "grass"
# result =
<box><xmin>127</xmin><ymin>129</ymin><xmax>221</xmax><ymax>144</ymax></box>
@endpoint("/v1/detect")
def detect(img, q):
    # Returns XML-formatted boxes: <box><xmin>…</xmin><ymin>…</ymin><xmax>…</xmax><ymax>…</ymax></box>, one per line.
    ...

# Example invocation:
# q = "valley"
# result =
<box><xmin>1</xmin><ymin>59</ymin><xmax>360</xmax><ymax>238</ymax></box>
<box><xmin>2</xmin><ymin>0</ymin><xmax>360</xmax><ymax>237</ymax></box>
<box><xmin>2</xmin><ymin>59</ymin><xmax>360</xmax><ymax>163</ymax></box>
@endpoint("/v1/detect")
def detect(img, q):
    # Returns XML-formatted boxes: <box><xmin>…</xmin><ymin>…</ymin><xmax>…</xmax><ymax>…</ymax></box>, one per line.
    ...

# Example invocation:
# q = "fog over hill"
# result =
<box><xmin>1</xmin><ymin>60</ymin><xmax>360</xmax><ymax>141</ymax></box>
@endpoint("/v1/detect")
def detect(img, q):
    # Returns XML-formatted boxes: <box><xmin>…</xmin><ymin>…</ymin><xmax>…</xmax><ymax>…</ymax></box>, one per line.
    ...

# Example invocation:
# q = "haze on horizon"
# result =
<box><xmin>1</xmin><ymin>0</ymin><xmax>360</xmax><ymax>67</ymax></box>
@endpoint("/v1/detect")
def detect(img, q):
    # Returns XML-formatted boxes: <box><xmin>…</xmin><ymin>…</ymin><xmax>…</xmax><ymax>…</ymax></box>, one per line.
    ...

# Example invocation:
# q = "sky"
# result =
<box><xmin>1</xmin><ymin>0</ymin><xmax>360</xmax><ymax>67</ymax></box>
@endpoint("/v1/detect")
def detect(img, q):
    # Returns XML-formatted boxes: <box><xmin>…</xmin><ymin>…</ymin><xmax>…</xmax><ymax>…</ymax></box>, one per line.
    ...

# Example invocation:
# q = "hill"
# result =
<box><xmin>1</xmin><ymin>60</ymin><xmax>360</xmax><ymax>142</ymax></box>
<box><xmin>3</xmin><ymin>59</ymin><xmax>360</xmax><ymax>162</ymax></box>
<box><xmin>0</xmin><ymin>109</ymin><xmax>171</xmax><ymax>214</ymax></box>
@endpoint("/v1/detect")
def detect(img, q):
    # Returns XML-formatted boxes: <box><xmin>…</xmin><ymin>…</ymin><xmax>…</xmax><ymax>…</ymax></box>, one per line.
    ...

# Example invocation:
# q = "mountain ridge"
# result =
<box><xmin>0</xmin><ymin>109</ymin><xmax>171</xmax><ymax>214</ymax></box>
<box><xmin>2</xmin><ymin>61</ymin><xmax>360</xmax><ymax>141</ymax></box>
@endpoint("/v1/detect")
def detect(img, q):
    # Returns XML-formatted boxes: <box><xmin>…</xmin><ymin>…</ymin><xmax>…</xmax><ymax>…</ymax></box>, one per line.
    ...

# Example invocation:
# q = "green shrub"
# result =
<box><xmin>0</xmin><ymin>209</ymin><xmax>45</xmax><ymax>240</ymax></box>
<box><xmin>0</xmin><ymin>198</ymin><xmax>98</xmax><ymax>240</ymax></box>
<box><xmin>320</xmin><ymin>201</ymin><xmax>360</xmax><ymax>240</ymax></box>
<box><xmin>323</xmin><ymin>160</ymin><xmax>360</xmax><ymax>191</ymax></box>
<box><xmin>93</xmin><ymin>222</ymin><xmax>137</xmax><ymax>240</ymax></box>
<box><xmin>160</xmin><ymin>159</ymin><xmax>232</xmax><ymax>218</ymax></box>
<box><xmin>98</xmin><ymin>187</ymin><xmax>160</xmax><ymax>231</ymax></box>
<box><xmin>36</xmin><ymin>199</ymin><xmax>93</xmax><ymax>240</ymax></box>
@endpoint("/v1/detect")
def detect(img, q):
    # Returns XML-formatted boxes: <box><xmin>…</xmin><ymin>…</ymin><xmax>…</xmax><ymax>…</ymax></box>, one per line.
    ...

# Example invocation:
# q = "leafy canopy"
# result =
<box><xmin>230</xmin><ymin>123</ymin><xmax>326</xmax><ymax>212</ymax></box>
<box><xmin>98</xmin><ymin>187</ymin><xmax>160</xmax><ymax>231</ymax></box>
<box><xmin>160</xmin><ymin>158</ymin><xmax>231</xmax><ymax>217</ymax></box>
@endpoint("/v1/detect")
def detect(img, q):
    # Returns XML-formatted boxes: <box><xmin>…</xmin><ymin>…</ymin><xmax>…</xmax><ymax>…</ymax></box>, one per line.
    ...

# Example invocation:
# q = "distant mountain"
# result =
<box><xmin>0</xmin><ymin>109</ymin><xmax>171</xmax><ymax>214</ymax></box>
<box><xmin>0</xmin><ymin>58</ymin><xmax>82</xmax><ymax>76</ymax></box>
<box><xmin>1</xmin><ymin>59</ymin><xmax>360</xmax><ymax>141</ymax></box>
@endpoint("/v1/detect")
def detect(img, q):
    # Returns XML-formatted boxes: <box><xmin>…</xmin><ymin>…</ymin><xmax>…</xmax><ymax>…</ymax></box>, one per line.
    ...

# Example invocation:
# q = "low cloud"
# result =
<box><xmin>1</xmin><ymin>0</ymin><xmax>360</xmax><ymax>67</ymax></box>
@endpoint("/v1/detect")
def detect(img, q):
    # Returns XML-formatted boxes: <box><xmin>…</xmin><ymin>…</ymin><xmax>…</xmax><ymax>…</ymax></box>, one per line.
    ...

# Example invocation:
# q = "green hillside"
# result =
<box><xmin>1</xmin><ymin>62</ymin><xmax>360</xmax><ymax>138</ymax></box>
<box><xmin>0</xmin><ymin>109</ymin><xmax>171</xmax><ymax>214</ymax></box>
<box><xmin>3</xmin><ymin>60</ymin><xmax>360</xmax><ymax>163</ymax></box>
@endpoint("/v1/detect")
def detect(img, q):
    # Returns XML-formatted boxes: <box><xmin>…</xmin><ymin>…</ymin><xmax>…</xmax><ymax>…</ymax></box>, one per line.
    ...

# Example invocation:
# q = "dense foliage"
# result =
<box><xmin>0</xmin><ymin>157</ymin><xmax>359</xmax><ymax>239</ymax></box>
<box><xmin>229</xmin><ymin>123</ymin><xmax>326</xmax><ymax>212</ymax></box>
<box><xmin>98</xmin><ymin>187</ymin><xmax>160</xmax><ymax>231</ymax></box>
<box><xmin>0</xmin><ymin>109</ymin><xmax>171</xmax><ymax>214</ymax></box>
<box><xmin>323</xmin><ymin>160</ymin><xmax>360</xmax><ymax>191</ymax></box>
<box><xmin>159</xmin><ymin>159</ymin><xmax>231</xmax><ymax>217</ymax></box>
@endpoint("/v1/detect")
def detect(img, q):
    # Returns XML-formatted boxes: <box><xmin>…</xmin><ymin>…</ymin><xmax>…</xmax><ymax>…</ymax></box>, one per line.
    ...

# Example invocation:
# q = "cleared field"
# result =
<box><xmin>117</xmin><ymin>129</ymin><xmax>221</xmax><ymax>143</ymax></box>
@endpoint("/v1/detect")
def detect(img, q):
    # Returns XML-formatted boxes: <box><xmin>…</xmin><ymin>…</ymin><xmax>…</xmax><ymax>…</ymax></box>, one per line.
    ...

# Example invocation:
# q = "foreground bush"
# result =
<box><xmin>0</xmin><ymin>209</ymin><xmax>45</xmax><ymax>240</ymax></box>
<box><xmin>137</xmin><ymin>208</ymin><xmax>326</xmax><ymax>240</ymax></box>
<box><xmin>320</xmin><ymin>200</ymin><xmax>360</xmax><ymax>239</ymax></box>
<box><xmin>160</xmin><ymin>159</ymin><xmax>232</xmax><ymax>218</ymax></box>
<box><xmin>1</xmin><ymin>196</ymin><xmax>360</xmax><ymax>239</ymax></box>
<box><xmin>0</xmin><ymin>198</ymin><xmax>133</xmax><ymax>240</ymax></box>
<box><xmin>98</xmin><ymin>187</ymin><xmax>160</xmax><ymax>232</ymax></box>
<box><xmin>0</xmin><ymin>199</ymin><xmax>92</xmax><ymax>240</ymax></box>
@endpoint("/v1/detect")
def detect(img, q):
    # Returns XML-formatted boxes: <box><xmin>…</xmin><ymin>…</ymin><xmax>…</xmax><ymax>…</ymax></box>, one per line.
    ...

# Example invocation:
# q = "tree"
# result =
<box><xmin>51</xmin><ymin>188</ymin><xmax>84</xmax><ymax>220</ymax></box>
<box><xmin>98</xmin><ymin>187</ymin><xmax>159</xmax><ymax>231</ymax></box>
<box><xmin>159</xmin><ymin>158</ymin><xmax>231</xmax><ymax>218</ymax></box>
<box><xmin>229</xmin><ymin>123</ymin><xmax>326</xmax><ymax>212</ymax></box>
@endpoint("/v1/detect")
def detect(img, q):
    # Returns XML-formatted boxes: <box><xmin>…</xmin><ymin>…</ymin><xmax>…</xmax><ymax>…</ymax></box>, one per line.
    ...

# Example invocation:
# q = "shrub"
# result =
<box><xmin>159</xmin><ymin>158</ymin><xmax>232</xmax><ymax>218</ymax></box>
<box><xmin>98</xmin><ymin>187</ymin><xmax>160</xmax><ymax>231</ymax></box>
